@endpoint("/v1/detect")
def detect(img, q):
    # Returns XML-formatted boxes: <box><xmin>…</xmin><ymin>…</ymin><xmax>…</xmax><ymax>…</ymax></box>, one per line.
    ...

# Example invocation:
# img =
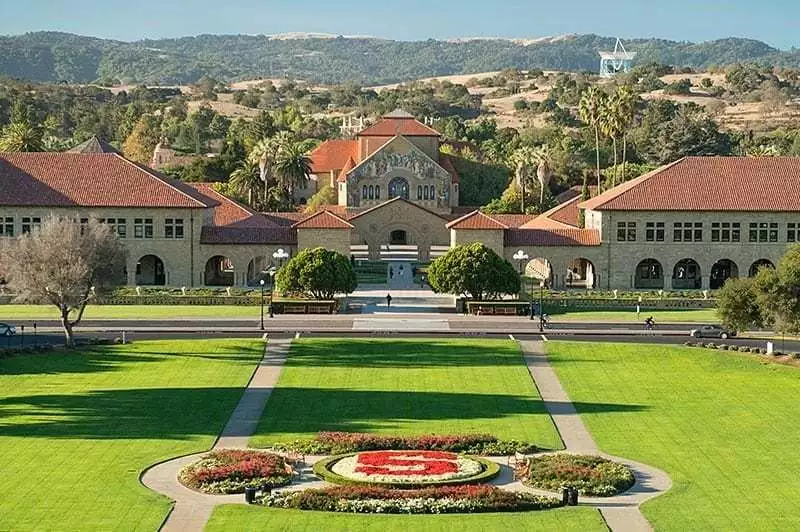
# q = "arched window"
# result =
<box><xmin>417</xmin><ymin>185</ymin><xmax>423</xmax><ymax>200</ymax></box>
<box><xmin>368</xmin><ymin>185</ymin><xmax>374</xmax><ymax>200</ymax></box>
<box><xmin>375</xmin><ymin>185</ymin><xmax>380</xmax><ymax>200</ymax></box>
<box><xmin>390</xmin><ymin>177</ymin><xmax>410</xmax><ymax>199</ymax></box>
<box><xmin>425</xmin><ymin>186</ymin><xmax>431</xmax><ymax>200</ymax></box>
<box><xmin>430</xmin><ymin>186</ymin><xmax>436</xmax><ymax>201</ymax></box>
<box><xmin>362</xmin><ymin>185</ymin><xmax>367</xmax><ymax>199</ymax></box>
<box><xmin>635</xmin><ymin>258</ymin><xmax>664</xmax><ymax>289</ymax></box>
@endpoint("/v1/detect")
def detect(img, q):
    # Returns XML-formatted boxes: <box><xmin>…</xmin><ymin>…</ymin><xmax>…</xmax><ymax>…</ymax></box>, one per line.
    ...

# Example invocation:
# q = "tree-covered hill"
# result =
<box><xmin>0</xmin><ymin>31</ymin><xmax>796</xmax><ymax>85</ymax></box>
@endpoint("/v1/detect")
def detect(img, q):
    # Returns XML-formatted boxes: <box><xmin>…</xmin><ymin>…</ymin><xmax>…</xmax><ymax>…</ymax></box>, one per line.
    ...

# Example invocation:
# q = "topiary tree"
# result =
<box><xmin>275</xmin><ymin>247</ymin><xmax>356</xmax><ymax>300</ymax></box>
<box><xmin>427</xmin><ymin>242</ymin><xmax>519</xmax><ymax>300</ymax></box>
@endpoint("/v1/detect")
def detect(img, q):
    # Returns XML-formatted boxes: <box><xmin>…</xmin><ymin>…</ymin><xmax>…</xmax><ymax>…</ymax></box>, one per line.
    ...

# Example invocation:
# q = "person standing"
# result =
<box><xmin>386</xmin><ymin>293</ymin><xmax>392</xmax><ymax>308</ymax></box>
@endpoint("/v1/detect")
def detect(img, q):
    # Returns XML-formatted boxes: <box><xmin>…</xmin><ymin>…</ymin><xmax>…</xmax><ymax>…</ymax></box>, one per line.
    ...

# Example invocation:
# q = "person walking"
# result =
<box><xmin>386</xmin><ymin>293</ymin><xmax>392</xmax><ymax>309</ymax></box>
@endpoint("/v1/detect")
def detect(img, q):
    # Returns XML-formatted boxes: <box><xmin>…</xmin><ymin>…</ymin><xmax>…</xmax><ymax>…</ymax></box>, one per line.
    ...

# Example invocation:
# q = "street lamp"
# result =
<box><xmin>267</xmin><ymin>266</ymin><xmax>277</xmax><ymax>318</ymax></box>
<box><xmin>512</xmin><ymin>250</ymin><xmax>529</xmax><ymax>300</ymax></box>
<box><xmin>273</xmin><ymin>248</ymin><xmax>289</xmax><ymax>267</ymax></box>
<box><xmin>538</xmin><ymin>280</ymin><xmax>545</xmax><ymax>331</ymax></box>
<box><xmin>259</xmin><ymin>279</ymin><xmax>265</xmax><ymax>330</ymax></box>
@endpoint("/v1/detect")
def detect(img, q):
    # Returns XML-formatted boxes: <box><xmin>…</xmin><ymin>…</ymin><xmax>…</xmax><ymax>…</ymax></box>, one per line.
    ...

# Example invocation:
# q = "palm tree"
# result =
<box><xmin>531</xmin><ymin>145</ymin><xmax>553</xmax><ymax>208</ymax></box>
<box><xmin>274</xmin><ymin>138</ymin><xmax>312</xmax><ymax>201</ymax></box>
<box><xmin>0</xmin><ymin>120</ymin><xmax>44</xmax><ymax>152</ymax></box>
<box><xmin>509</xmin><ymin>146</ymin><xmax>536</xmax><ymax>213</ymax></box>
<box><xmin>579</xmin><ymin>87</ymin><xmax>607</xmax><ymax>192</ymax></box>
<box><xmin>600</xmin><ymin>95</ymin><xmax>624</xmax><ymax>188</ymax></box>
<box><xmin>247</xmin><ymin>136</ymin><xmax>280</xmax><ymax>208</ymax></box>
<box><xmin>615</xmin><ymin>85</ymin><xmax>638</xmax><ymax>183</ymax></box>
<box><xmin>746</xmin><ymin>144</ymin><xmax>779</xmax><ymax>157</ymax></box>
<box><xmin>229</xmin><ymin>159</ymin><xmax>262</xmax><ymax>207</ymax></box>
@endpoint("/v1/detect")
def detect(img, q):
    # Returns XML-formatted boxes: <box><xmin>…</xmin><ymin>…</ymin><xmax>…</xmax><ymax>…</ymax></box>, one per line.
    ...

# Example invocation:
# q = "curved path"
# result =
<box><xmin>141</xmin><ymin>336</ymin><xmax>670</xmax><ymax>532</ymax></box>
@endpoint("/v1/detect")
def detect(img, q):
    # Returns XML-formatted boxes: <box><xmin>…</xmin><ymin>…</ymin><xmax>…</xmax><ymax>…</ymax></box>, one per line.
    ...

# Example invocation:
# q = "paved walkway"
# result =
<box><xmin>519</xmin><ymin>340</ymin><xmax>672</xmax><ymax>532</ymax></box>
<box><xmin>141</xmin><ymin>338</ymin><xmax>292</xmax><ymax>531</ymax></box>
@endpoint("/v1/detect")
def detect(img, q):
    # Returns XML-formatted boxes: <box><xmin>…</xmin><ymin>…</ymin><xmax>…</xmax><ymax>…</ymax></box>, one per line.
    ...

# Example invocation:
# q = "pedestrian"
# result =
<box><xmin>386</xmin><ymin>293</ymin><xmax>392</xmax><ymax>308</ymax></box>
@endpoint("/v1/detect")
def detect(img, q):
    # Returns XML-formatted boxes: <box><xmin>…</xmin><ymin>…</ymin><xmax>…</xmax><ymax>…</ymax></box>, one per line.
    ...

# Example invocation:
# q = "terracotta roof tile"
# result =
<box><xmin>0</xmin><ymin>153</ymin><xmax>215</xmax><ymax>208</ymax></box>
<box><xmin>349</xmin><ymin>196</ymin><xmax>447</xmax><ymax>222</ymax></box>
<box><xmin>439</xmin><ymin>153</ymin><xmax>460</xmax><ymax>184</ymax></box>
<box><xmin>336</xmin><ymin>156</ymin><xmax>357</xmax><ymax>183</ymax></box>
<box><xmin>187</xmin><ymin>183</ymin><xmax>275</xmax><ymax>228</ymax></box>
<box><xmin>310</xmin><ymin>139</ymin><xmax>358</xmax><ymax>173</ymax></box>
<box><xmin>200</xmin><ymin>226</ymin><xmax>297</xmax><ymax>245</ymax></box>
<box><xmin>505</xmin><ymin>228</ymin><xmax>601</xmax><ymax>247</ymax></box>
<box><xmin>358</xmin><ymin>117</ymin><xmax>441</xmax><ymax>137</ymax></box>
<box><xmin>446</xmin><ymin>210</ymin><xmax>508</xmax><ymax>230</ymax></box>
<box><xmin>581</xmin><ymin>157</ymin><xmax>800</xmax><ymax>212</ymax></box>
<box><xmin>487</xmin><ymin>214</ymin><xmax>537</xmax><ymax>228</ymax></box>
<box><xmin>292</xmin><ymin>210</ymin><xmax>353</xmax><ymax>229</ymax></box>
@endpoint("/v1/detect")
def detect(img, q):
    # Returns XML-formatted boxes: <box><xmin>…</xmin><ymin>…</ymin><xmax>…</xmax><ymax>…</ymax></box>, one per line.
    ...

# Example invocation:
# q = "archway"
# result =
<box><xmin>389</xmin><ymin>229</ymin><xmax>408</xmax><ymax>245</ymax></box>
<box><xmin>136</xmin><ymin>255</ymin><xmax>165</xmax><ymax>285</ymax></box>
<box><xmin>673</xmin><ymin>259</ymin><xmax>701</xmax><ymax>289</ymax></box>
<box><xmin>749</xmin><ymin>259</ymin><xmax>774</xmax><ymax>277</ymax></box>
<box><xmin>246</xmin><ymin>256</ymin><xmax>270</xmax><ymax>287</ymax></box>
<box><xmin>566</xmin><ymin>258</ymin><xmax>596</xmax><ymax>289</ymax></box>
<box><xmin>205</xmin><ymin>255</ymin><xmax>235</xmax><ymax>286</ymax></box>
<box><xmin>710</xmin><ymin>259</ymin><xmax>738</xmax><ymax>289</ymax></box>
<box><xmin>635</xmin><ymin>259</ymin><xmax>664</xmax><ymax>289</ymax></box>
<box><xmin>388</xmin><ymin>177</ymin><xmax>410</xmax><ymax>199</ymax></box>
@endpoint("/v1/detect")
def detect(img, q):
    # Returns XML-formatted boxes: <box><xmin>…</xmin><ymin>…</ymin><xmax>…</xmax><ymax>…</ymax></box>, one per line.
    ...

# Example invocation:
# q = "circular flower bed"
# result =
<box><xmin>179</xmin><ymin>449</ymin><xmax>293</xmax><ymax>494</ymax></box>
<box><xmin>314</xmin><ymin>450</ymin><xmax>499</xmax><ymax>488</ymax></box>
<box><xmin>523</xmin><ymin>454</ymin><xmax>635</xmax><ymax>497</ymax></box>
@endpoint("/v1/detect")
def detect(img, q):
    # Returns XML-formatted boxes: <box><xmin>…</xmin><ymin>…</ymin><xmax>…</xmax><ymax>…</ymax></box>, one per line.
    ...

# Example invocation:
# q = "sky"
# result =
<box><xmin>0</xmin><ymin>0</ymin><xmax>798</xmax><ymax>49</ymax></box>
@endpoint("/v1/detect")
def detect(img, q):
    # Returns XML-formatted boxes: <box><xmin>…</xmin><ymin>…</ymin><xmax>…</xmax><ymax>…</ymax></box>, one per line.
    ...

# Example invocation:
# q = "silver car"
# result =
<box><xmin>690</xmin><ymin>324</ymin><xmax>736</xmax><ymax>340</ymax></box>
<box><xmin>0</xmin><ymin>323</ymin><xmax>16</xmax><ymax>336</ymax></box>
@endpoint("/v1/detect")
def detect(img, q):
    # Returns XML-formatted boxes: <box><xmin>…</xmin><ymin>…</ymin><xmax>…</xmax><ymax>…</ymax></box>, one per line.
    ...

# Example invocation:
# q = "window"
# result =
<box><xmin>362</xmin><ymin>185</ymin><xmax>367</xmax><ymax>200</ymax></box>
<box><xmin>617</xmin><ymin>221</ymin><xmax>636</xmax><ymax>242</ymax></box>
<box><xmin>789</xmin><ymin>223</ymin><xmax>798</xmax><ymax>242</ymax></box>
<box><xmin>115</xmin><ymin>218</ymin><xmax>127</xmax><ymax>238</ymax></box>
<box><xmin>134</xmin><ymin>218</ymin><xmax>153</xmax><ymax>239</ymax></box>
<box><xmin>21</xmin><ymin>216</ymin><xmax>41</xmax><ymax>234</ymax></box>
<box><xmin>646</xmin><ymin>222</ymin><xmax>664</xmax><ymax>242</ymax></box>
<box><xmin>694</xmin><ymin>222</ymin><xmax>703</xmax><ymax>242</ymax></box>
<box><xmin>673</xmin><ymin>222</ymin><xmax>702</xmax><ymax>242</ymax></box>
<box><xmin>417</xmin><ymin>185</ymin><xmax>423</xmax><ymax>200</ymax></box>
<box><xmin>711</xmin><ymin>222</ymin><xmax>740</xmax><ymax>243</ymax></box>
<box><xmin>368</xmin><ymin>185</ymin><xmax>374</xmax><ymax>200</ymax></box>
<box><xmin>769</xmin><ymin>222</ymin><xmax>778</xmax><ymax>243</ymax></box>
<box><xmin>749</xmin><ymin>222</ymin><xmax>776</xmax><ymax>243</ymax></box>
<box><xmin>165</xmin><ymin>218</ymin><xmax>184</xmax><ymax>239</ymax></box>
<box><xmin>0</xmin><ymin>216</ymin><xmax>13</xmax><ymax>237</ymax></box>
<box><xmin>375</xmin><ymin>185</ymin><xmax>380</xmax><ymax>200</ymax></box>
<box><xmin>424</xmin><ymin>185</ymin><xmax>430</xmax><ymax>200</ymax></box>
<box><xmin>430</xmin><ymin>187</ymin><xmax>436</xmax><ymax>201</ymax></box>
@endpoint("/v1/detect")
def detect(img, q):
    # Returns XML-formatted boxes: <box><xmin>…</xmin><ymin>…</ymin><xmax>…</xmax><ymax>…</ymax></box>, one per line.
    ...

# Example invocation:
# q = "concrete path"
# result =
<box><xmin>141</xmin><ymin>338</ymin><xmax>292</xmax><ymax>531</ymax></box>
<box><xmin>519</xmin><ymin>340</ymin><xmax>672</xmax><ymax>532</ymax></box>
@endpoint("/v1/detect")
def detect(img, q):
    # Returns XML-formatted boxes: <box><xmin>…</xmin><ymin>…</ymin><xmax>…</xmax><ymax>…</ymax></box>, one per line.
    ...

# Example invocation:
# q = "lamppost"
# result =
<box><xmin>273</xmin><ymin>248</ymin><xmax>289</xmax><ymax>267</ymax></box>
<box><xmin>539</xmin><ymin>280</ymin><xmax>545</xmax><ymax>331</ymax></box>
<box><xmin>259</xmin><ymin>279</ymin><xmax>265</xmax><ymax>330</ymax></box>
<box><xmin>512</xmin><ymin>250</ymin><xmax>529</xmax><ymax>300</ymax></box>
<box><xmin>268</xmin><ymin>266</ymin><xmax>277</xmax><ymax>318</ymax></box>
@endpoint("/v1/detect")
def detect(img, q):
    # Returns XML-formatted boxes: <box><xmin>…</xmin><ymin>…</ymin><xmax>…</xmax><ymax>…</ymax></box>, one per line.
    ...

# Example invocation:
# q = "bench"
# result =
<box><xmin>283</xmin><ymin>305</ymin><xmax>307</xmax><ymax>314</ymax></box>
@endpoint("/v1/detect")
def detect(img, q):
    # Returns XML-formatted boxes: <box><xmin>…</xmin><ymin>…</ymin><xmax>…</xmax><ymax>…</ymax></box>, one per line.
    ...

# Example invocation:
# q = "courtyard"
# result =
<box><xmin>1</xmin><ymin>336</ymin><xmax>799</xmax><ymax>530</ymax></box>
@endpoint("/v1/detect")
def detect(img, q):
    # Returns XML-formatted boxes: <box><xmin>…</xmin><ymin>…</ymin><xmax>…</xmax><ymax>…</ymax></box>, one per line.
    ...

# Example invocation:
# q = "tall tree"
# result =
<box><xmin>229</xmin><ymin>159</ymin><xmax>262</xmax><ymax>207</ymax></box>
<box><xmin>247</xmin><ymin>136</ymin><xmax>280</xmax><ymax>209</ymax></box>
<box><xmin>274</xmin><ymin>136</ymin><xmax>312</xmax><ymax>200</ymax></box>
<box><xmin>0</xmin><ymin>119</ymin><xmax>44</xmax><ymax>152</ymax></box>
<box><xmin>531</xmin><ymin>144</ymin><xmax>553</xmax><ymax>208</ymax></box>
<box><xmin>600</xmin><ymin>94</ymin><xmax>624</xmax><ymax>187</ymax></box>
<box><xmin>579</xmin><ymin>87</ymin><xmax>607</xmax><ymax>192</ymax></box>
<box><xmin>509</xmin><ymin>146</ymin><xmax>536</xmax><ymax>213</ymax></box>
<box><xmin>615</xmin><ymin>85</ymin><xmax>638</xmax><ymax>183</ymax></box>
<box><xmin>122</xmin><ymin>115</ymin><xmax>161</xmax><ymax>164</ymax></box>
<box><xmin>0</xmin><ymin>217</ymin><xmax>126</xmax><ymax>346</ymax></box>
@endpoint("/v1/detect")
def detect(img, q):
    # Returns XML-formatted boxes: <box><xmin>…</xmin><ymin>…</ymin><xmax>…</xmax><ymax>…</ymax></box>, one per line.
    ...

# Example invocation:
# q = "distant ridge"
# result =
<box><xmin>0</xmin><ymin>31</ymin><xmax>795</xmax><ymax>85</ymax></box>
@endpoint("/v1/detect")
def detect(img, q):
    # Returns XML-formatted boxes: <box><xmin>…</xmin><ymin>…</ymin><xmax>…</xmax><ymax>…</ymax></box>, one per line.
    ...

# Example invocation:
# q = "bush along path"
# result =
<box><xmin>141</xmin><ymin>338</ymin><xmax>293</xmax><ymax>531</ymax></box>
<box><xmin>517</xmin><ymin>340</ymin><xmax>672</xmax><ymax>532</ymax></box>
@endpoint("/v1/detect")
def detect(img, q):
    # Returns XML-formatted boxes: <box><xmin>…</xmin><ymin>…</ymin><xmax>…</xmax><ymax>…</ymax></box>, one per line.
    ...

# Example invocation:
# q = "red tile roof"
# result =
<box><xmin>292</xmin><ymin>210</ymin><xmax>354</xmax><ymax>229</ymax></box>
<box><xmin>581</xmin><ymin>157</ymin><xmax>800</xmax><ymax>212</ymax></box>
<box><xmin>505</xmin><ymin>228</ymin><xmax>601</xmax><ymax>247</ymax></box>
<box><xmin>188</xmin><ymin>183</ymin><xmax>275</xmax><ymax>228</ymax></box>
<box><xmin>0</xmin><ymin>153</ymin><xmax>215</xmax><ymax>208</ymax></box>
<box><xmin>310</xmin><ymin>139</ymin><xmax>357</xmax><ymax>173</ymax></box>
<box><xmin>200</xmin><ymin>226</ymin><xmax>297</xmax><ymax>245</ymax></box>
<box><xmin>439</xmin><ymin>153</ymin><xmax>460</xmax><ymax>184</ymax></box>
<box><xmin>336</xmin><ymin>156</ymin><xmax>357</xmax><ymax>183</ymax></box>
<box><xmin>487</xmin><ymin>214</ymin><xmax>537</xmax><ymax>228</ymax></box>
<box><xmin>446</xmin><ymin>210</ymin><xmax>508</xmax><ymax>230</ymax></box>
<box><xmin>358</xmin><ymin>117</ymin><xmax>441</xmax><ymax>137</ymax></box>
<box><xmin>349</xmin><ymin>196</ymin><xmax>447</xmax><ymax>222</ymax></box>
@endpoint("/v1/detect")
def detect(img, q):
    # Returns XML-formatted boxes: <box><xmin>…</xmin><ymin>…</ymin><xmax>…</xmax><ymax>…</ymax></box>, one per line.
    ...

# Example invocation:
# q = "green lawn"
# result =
<box><xmin>0</xmin><ymin>339</ymin><xmax>263</xmax><ymax>530</ymax></box>
<box><xmin>0</xmin><ymin>304</ymin><xmax>262</xmax><ymax>319</ymax></box>
<box><xmin>548</xmin><ymin>341</ymin><xmax>800</xmax><ymax>531</ymax></box>
<box><xmin>549</xmin><ymin>308</ymin><xmax>717</xmax><ymax>323</ymax></box>
<box><xmin>249</xmin><ymin>338</ymin><xmax>562</xmax><ymax>448</ymax></box>
<box><xmin>206</xmin><ymin>506</ymin><xmax>605</xmax><ymax>531</ymax></box>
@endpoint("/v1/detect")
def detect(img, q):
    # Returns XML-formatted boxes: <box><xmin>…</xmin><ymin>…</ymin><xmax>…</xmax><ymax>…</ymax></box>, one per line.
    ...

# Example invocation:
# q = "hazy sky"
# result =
<box><xmin>1</xmin><ymin>0</ymin><xmax>798</xmax><ymax>49</ymax></box>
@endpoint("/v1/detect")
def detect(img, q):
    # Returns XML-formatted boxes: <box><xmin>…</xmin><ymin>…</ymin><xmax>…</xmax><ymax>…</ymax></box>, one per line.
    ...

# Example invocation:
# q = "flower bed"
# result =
<box><xmin>269</xmin><ymin>431</ymin><xmax>538</xmax><ymax>455</ymax></box>
<box><xmin>314</xmin><ymin>450</ymin><xmax>500</xmax><ymax>488</ymax></box>
<box><xmin>522</xmin><ymin>454</ymin><xmax>634</xmax><ymax>497</ymax></box>
<box><xmin>178</xmin><ymin>450</ymin><xmax>293</xmax><ymax>494</ymax></box>
<box><xmin>258</xmin><ymin>484</ymin><xmax>562</xmax><ymax>514</ymax></box>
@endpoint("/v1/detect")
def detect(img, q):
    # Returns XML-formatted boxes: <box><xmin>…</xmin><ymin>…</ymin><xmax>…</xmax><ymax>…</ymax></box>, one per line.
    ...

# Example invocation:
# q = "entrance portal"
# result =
<box><xmin>390</xmin><ymin>230</ymin><xmax>408</xmax><ymax>245</ymax></box>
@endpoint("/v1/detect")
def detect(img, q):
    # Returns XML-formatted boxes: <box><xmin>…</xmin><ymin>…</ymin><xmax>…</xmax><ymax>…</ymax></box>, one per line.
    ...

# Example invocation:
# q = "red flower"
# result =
<box><xmin>353</xmin><ymin>450</ymin><xmax>460</xmax><ymax>477</ymax></box>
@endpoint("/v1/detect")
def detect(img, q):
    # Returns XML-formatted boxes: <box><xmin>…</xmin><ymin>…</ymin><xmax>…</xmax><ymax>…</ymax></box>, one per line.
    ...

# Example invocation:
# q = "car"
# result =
<box><xmin>690</xmin><ymin>324</ymin><xmax>736</xmax><ymax>340</ymax></box>
<box><xmin>0</xmin><ymin>323</ymin><xmax>16</xmax><ymax>336</ymax></box>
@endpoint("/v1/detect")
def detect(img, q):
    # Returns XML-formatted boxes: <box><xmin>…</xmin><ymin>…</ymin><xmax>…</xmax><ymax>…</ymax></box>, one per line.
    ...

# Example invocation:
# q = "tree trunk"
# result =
<box><xmin>622</xmin><ymin>135</ymin><xmax>628</xmax><ymax>184</ymax></box>
<box><xmin>612</xmin><ymin>137</ymin><xmax>618</xmax><ymax>187</ymax></box>
<box><xmin>519</xmin><ymin>170</ymin><xmax>525</xmax><ymax>214</ymax></box>
<box><xmin>60</xmin><ymin>307</ymin><xmax>74</xmax><ymax>347</ymax></box>
<box><xmin>594</xmin><ymin>125</ymin><xmax>601</xmax><ymax>192</ymax></box>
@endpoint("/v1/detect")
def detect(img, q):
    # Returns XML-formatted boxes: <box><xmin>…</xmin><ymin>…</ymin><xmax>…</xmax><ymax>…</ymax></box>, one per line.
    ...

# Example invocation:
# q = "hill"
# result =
<box><xmin>1</xmin><ymin>31</ymin><xmax>799</xmax><ymax>85</ymax></box>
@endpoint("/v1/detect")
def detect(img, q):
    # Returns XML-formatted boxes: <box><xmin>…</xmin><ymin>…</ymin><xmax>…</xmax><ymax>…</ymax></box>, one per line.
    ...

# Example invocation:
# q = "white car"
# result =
<box><xmin>0</xmin><ymin>323</ymin><xmax>16</xmax><ymax>336</ymax></box>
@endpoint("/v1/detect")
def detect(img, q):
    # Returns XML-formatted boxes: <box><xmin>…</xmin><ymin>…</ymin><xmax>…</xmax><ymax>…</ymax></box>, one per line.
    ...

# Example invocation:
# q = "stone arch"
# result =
<box><xmin>673</xmin><ymin>258</ymin><xmax>702</xmax><ymax>290</ymax></box>
<box><xmin>749</xmin><ymin>259</ymin><xmax>775</xmax><ymax>277</ymax></box>
<box><xmin>634</xmin><ymin>258</ymin><xmax>664</xmax><ymax>289</ymax></box>
<box><xmin>390</xmin><ymin>229</ymin><xmax>408</xmax><ymax>245</ymax></box>
<box><xmin>566</xmin><ymin>257</ymin><xmax>596</xmax><ymax>289</ymax></box>
<box><xmin>204</xmin><ymin>255</ymin><xmax>235</xmax><ymax>286</ymax></box>
<box><xmin>524</xmin><ymin>257</ymin><xmax>553</xmax><ymax>286</ymax></box>
<box><xmin>246</xmin><ymin>256</ymin><xmax>271</xmax><ymax>287</ymax></box>
<box><xmin>136</xmin><ymin>254</ymin><xmax>166</xmax><ymax>286</ymax></box>
<box><xmin>388</xmin><ymin>176</ymin><xmax>410</xmax><ymax>199</ymax></box>
<box><xmin>710</xmin><ymin>259</ymin><xmax>738</xmax><ymax>290</ymax></box>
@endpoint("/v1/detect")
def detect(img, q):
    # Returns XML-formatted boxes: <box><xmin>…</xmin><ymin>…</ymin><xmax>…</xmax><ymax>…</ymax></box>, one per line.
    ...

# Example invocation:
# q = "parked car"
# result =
<box><xmin>690</xmin><ymin>324</ymin><xmax>736</xmax><ymax>339</ymax></box>
<box><xmin>0</xmin><ymin>323</ymin><xmax>16</xmax><ymax>336</ymax></box>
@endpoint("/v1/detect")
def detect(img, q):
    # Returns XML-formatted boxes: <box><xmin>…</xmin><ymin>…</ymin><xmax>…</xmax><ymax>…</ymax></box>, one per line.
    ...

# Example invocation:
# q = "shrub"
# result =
<box><xmin>719</xmin><ymin>344</ymin><xmax>729</xmax><ymax>350</ymax></box>
<box><xmin>729</xmin><ymin>345</ymin><xmax>740</xmax><ymax>351</ymax></box>
<box><xmin>705</xmin><ymin>343</ymin><xmax>717</xmax><ymax>349</ymax></box>
<box><xmin>523</xmin><ymin>454</ymin><xmax>635</xmax><ymax>497</ymax></box>
<box><xmin>179</xmin><ymin>450</ymin><xmax>293</xmax><ymax>494</ymax></box>
<box><xmin>258</xmin><ymin>484</ymin><xmax>562</xmax><ymax>513</ymax></box>
<box><xmin>739</xmin><ymin>346</ymin><xmax>751</xmax><ymax>352</ymax></box>
<box><xmin>268</xmin><ymin>432</ymin><xmax>538</xmax><ymax>455</ymax></box>
<box><xmin>684</xmin><ymin>341</ymin><xmax>696</xmax><ymax>347</ymax></box>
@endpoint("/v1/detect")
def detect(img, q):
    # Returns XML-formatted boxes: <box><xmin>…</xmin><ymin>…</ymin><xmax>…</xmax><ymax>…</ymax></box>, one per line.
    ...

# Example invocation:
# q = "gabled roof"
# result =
<box><xmin>581</xmin><ymin>157</ymin><xmax>800</xmax><ymax>212</ymax></box>
<box><xmin>346</xmin><ymin>134</ymin><xmax>450</xmax><ymax>183</ymax></box>
<box><xmin>67</xmin><ymin>136</ymin><xmax>121</xmax><ymax>154</ymax></box>
<box><xmin>349</xmin><ymin>196</ymin><xmax>447</xmax><ymax>222</ymax></box>
<box><xmin>488</xmin><ymin>214</ymin><xmax>537</xmax><ymax>228</ymax></box>
<box><xmin>200</xmin><ymin>226</ymin><xmax>297</xmax><ymax>245</ymax></box>
<box><xmin>524</xmin><ymin>196</ymin><xmax>582</xmax><ymax>229</ymax></box>
<box><xmin>446</xmin><ymin>210</ymin><xmax>508</xmax><ymax>230</ymax></box>
<box><xmin>188</xmin><ymin>183</ymin><xmax>275</xmax><ymax>228</ymax></box>
<box><xmin>438</xmin><ymin>153</ymin><xmax>460</xmax><ymax>184</ymax></box>
<box><xmin>309</xmin><ymin>139</ymin><xmax>358</xmax><ymax>173</ymax></box>
<box><xmin>0</xmin><ymin>153</ymin><xmax>216</xmax><ymax>208</ymax></box>
<box><xmin>358</xmin><ymin>113</ymin><xmax>441</xmax><ymax>137</ymax></box>
<box><xmin>336</xmin><ymin>156</ymin><xmax>357</xmax><ymax>183</ymax></box>
<box><xmin>505</xmin><ymin>228</ymin><xmax>601</xmax><ymax>247</ymax></box>
<box><xmin>292</xmin><ymin>210</ymin><xmax>354</xmax><ymax>229</ymax></box>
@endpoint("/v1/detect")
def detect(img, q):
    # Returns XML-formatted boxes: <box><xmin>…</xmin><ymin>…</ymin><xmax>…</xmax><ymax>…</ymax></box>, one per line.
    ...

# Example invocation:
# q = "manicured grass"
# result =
<box><xmin>549</xmin><ymin>308</ymin><xmax>717</xmax><ymax>323</ymax></box>
<box><xmin>206</xmin><ymin>506</ymin><xmax>606</xmax><ymax>531</ymax></box>
<box><xmin>548</xmin><ymin>341</ymin><xmax>800</xmax><ymax>531</ymax></box>
<box><xmin>0</xmin><ymin>304</ymin><xmax>261</xmax><ymax>319</ymax></box>
<box><xmin>250</xmin><ymin>338</ymin><xmax>562</xmax><ymax>449</ymax></box>
<box><xmin>0</xmin><ymin>339</ymin><xmax>263</xmax><ymax>530</ymax></box>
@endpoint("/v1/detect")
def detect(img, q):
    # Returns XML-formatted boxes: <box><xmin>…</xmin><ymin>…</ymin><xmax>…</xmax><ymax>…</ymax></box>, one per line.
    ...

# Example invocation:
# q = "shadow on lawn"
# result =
<box><xmin>0</xmin><ymin>386</ymin><xmax>246</xmax><ymax>439</ymax></box>
<box><xmin>286</xmin><ymin>339</ymin><xmax>525</xmax><ymax>368</ymax></box>
<box><xmin>257</xmin><ymin>387</ymin><xmax>648</xmax><ymax>438</ymax></box>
